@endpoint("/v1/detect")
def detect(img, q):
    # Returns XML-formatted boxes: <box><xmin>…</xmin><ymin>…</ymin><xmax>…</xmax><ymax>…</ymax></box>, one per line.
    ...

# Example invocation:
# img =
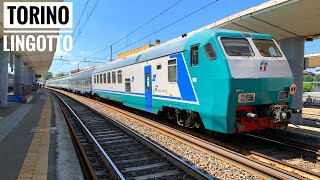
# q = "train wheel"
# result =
<box><xmin>166</xmin><ymin>109</ymin><xmax>175</xmax><ymax>120</ymax></box>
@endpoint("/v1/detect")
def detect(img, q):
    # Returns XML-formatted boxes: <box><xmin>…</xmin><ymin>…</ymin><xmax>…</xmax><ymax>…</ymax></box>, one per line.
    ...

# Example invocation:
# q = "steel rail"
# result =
<box><xmin>55</xmin><ymin>95</ymin><xmax>98</xmax><ymax>180</ymax></box>
<box><xmin>52</xmin><ymin>90</ymin><xmax>212</xmax><ymax>180</ymax></box>
<box><xmin>106</xmin><ymin>108</ymin><xmax>320</xmax><ymax>180</ymax></box>
<box><xmin>246</xmin><ymin>134</ymin><xmax>320</xmax><ymax>156</ymax></box>
<box><xmin>50</xmin><ymin>88</ymin><xmax>320</xmax><ymax>179</ymax></box>
<box><xmin>100</xmin><ymin>109</ymin><xmax>302</xmax><ymax>180</ymax></box>
<box><xmin>52</xmin><ymin>91</ymin><xmax>125</xmax><ymax>180</ymax></box>
<box><xmin>86</xmin><ymin>98</ymin><xmax>319</xmax><ymax>179</ymax></box>
<box><xmin>49</xmin><ymin>89</ymin><xmax>303</xmax><ymax>179</ymax></box>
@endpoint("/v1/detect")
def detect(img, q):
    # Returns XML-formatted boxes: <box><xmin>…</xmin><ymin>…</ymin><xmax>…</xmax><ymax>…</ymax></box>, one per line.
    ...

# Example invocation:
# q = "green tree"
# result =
<box><xmin>314</xmin><ymin>74</ymin><xmax>320</xmax><ymax>82</ymax></box>
<box><xmin>303</xmin><ymin>83</ymin><xmax>313</xmax><ymax>92</ymax></box>
<box><xmin>303</xmin><ymin>75</ymin><xmax>313</xmax><ymax>82</ymax></box>
<box><xmin>55</xmin><ymin>73</ymin><xmax>65</xmax><ymax>78</ymax></box>
<box><xmin>42</xmin><ymin>72</ymin><xmax>53</xmax><ymax>80</ymax></box>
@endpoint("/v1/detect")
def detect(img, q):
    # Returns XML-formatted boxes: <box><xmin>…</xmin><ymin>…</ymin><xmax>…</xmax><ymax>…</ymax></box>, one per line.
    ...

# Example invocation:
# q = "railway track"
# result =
<box><xmin>49</xmin><ymin>88</ymin><xmax>320</xmax><ymax>179</ymax></box>
<box><xmin>246</xmin><ymin>134</ymin><xmax>320</xmax><ymax>156</ymax></box>
<box><xmin>52</xmin><ymin>90</ymin><xmax>212</xmax><ymax>180</ymax></box>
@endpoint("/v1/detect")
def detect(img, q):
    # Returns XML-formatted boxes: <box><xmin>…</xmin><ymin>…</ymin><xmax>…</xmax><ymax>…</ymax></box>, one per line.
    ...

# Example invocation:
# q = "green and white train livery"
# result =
<box><xmin>50</xmin><ymin>29</ymin><xmax>301</xmax><ymax>134</ymax></box>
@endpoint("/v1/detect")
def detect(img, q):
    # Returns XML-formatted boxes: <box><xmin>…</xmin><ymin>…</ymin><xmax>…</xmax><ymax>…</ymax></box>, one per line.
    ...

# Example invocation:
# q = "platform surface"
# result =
<box><xmin>0</xmin><ymin>89</ymin><xmax>83</xmax><ymax>180</ymax></box>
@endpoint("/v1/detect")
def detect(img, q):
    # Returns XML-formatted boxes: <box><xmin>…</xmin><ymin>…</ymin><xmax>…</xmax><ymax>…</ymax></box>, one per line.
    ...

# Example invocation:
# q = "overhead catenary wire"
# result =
<box><xmin>81</xmin><ymin>0</ymin><xmax>183</xmax><ymax>61</ymax></box>
<box><xmin>54</xmin><ymin>0</ymin><xmax>221</xmax><ymax>73</ymax></box>
<box><xmin>60</xmin><ymin>0</ymin><xmax>100</xmax><ymax>60</ymax></box>
<box><xmin>53</xmin><ymin>0</ymin><xmax>101</xmax><ymax>73</ymax></box>
<box><xmin>73</xmin><ymin>0</ymin><xmax>101</xmax><ymax>46</ymax></box>
<box><xmin>56</xmin><ymin>0</ymin><xmax>91</xmax><ymax>65</ymax></box>
<box><xmin>111</xmin><ymin>0</ymin><xmax>183</xmax><ymax>46</ymax></box>
<box><xmin>97</xmin><ymin>0</ymin><xmax>220</xmax><ymax>61</ymax></box>
<box><xmin>72</xmin><ymin>0</ymin><xmax>90</xmax><ymax>39</ymax></box>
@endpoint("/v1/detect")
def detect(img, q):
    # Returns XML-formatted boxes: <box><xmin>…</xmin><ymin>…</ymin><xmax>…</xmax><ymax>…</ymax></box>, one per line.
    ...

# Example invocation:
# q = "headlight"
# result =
<box><xmin>238</xmin><ymin>93</ymin><xmax>255</xmax><ymax>103</ymax></box>
<box><xmin>278</xmin><ymin>91</ymin><xmax>289</xmax><ymax>100</ymax></box>
<box><xmin>290</xmin><ymin>84</ymin><xmax>296</xmax><ymax>95</ymax></box>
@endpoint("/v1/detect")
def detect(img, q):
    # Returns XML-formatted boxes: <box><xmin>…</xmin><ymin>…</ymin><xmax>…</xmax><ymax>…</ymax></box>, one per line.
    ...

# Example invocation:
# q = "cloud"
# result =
<box><xmin>70</xmin><ymin>61</ymin><xmax>79</xmax><ymax>65</ymax></box>
<box><xmin>54</xmin><ymin>50</ymin><xmax>71</xmax><ymax>58</ymax></box>
<box><xmin>80</xmin><ymin>50</ymin><xmax>91</xmax><ymax>55</ymax></box>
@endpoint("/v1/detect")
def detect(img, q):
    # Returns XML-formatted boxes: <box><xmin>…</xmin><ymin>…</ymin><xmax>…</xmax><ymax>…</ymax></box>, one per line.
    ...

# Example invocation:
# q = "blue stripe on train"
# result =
<box><xmin>93</xmin><ymin>89</ymin><xmax>181</xmax><ymax>100</ymax></box>
<box><xmin>170</xmin><ymin>54</ymin><xmax>197</xmax><ymax>102</ymax></box>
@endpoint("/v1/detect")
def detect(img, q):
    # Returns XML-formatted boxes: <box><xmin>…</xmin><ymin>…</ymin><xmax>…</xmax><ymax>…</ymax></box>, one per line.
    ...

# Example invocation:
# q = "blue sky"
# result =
<box><xmin>49</xmin><ymin>0</ymin><xmax>320</xmax><ymax>75</ymax></box>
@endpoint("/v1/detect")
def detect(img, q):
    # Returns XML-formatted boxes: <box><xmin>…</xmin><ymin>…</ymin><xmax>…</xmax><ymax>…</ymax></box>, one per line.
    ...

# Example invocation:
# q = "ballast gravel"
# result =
<box><xmin>54</xmin><ymin>90</ymin><xmax>260</xmax><ymax>179</ymax></box>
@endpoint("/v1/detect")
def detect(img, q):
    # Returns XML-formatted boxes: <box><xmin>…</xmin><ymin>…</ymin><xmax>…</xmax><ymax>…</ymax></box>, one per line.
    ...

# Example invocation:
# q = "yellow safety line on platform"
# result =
<box><xmin>17</xmin><ymin>95</ymin><xmax>51</xmax><ymax>180</ymax></box>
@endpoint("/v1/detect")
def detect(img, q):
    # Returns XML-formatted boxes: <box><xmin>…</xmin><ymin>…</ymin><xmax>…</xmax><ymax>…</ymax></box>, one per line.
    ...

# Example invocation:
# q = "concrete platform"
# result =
<box><xmin>0</xmin><ymin>89</ymin><xmax>83</xmax><ymax>180</ymax></box>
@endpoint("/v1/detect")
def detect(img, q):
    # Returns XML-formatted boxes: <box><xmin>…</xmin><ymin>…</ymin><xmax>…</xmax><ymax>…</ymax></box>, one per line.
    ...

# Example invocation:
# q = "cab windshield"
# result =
<box><xmin>253</xmin><ymin>39</ymin><xmax>282</xmax><ymax>57</ymax></box>
<box><xmin>221</xmin><ymin>37</ymin><xmax>254</xmax><ymax>57</ymax></box>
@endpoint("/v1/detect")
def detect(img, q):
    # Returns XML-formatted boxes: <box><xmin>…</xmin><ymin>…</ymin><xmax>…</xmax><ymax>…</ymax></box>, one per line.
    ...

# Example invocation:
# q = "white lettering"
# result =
<box><xmin>37</xmin><ymin>35</ymin><xmax>46</xmax><ymax>51</ymax></box>
<box><xmin>56</xmin><ymin>35</ymin><xmax>61</xmax><ymax>52</ymax></box>
<box><xmin>26</xmin><ymin>35</ymin><xmax>36</xmax><ymax>51</ymax></box>
<box><xmin>47</xmin><ymin>35</ymin><xmax>55</xmax><ymax>51</ymax></box>
<box><xmin>2</xmin><ymin>34</ymin><xmax>73</xmax><ymax>52</ymax></box>
<box><xmin>3</xmin><ymin>36</ymin><xmax>10</xmax><ymax>51</ymax></box>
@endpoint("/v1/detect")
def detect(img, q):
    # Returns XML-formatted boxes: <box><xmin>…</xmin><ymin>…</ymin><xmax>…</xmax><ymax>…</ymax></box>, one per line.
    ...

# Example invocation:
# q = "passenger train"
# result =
<box><xmin>47</xmin><ymin>29</ymin><xmax>301</xmax><ymax>134</ymax></box>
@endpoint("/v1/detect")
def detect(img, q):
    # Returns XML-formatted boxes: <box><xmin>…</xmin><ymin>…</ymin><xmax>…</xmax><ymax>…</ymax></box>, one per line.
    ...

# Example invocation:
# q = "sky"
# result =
<box><xmin>48</xmin><ymin>0</ymin><xmax>320</xmax><ymax>75</ymax></box>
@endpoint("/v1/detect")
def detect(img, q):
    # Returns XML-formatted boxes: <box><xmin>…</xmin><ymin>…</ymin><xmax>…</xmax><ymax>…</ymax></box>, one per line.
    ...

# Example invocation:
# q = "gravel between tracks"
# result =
<box><xmin>53</xmin><ymin>90</ymin><xmax>260</xmax><ymax>179</ymax></box>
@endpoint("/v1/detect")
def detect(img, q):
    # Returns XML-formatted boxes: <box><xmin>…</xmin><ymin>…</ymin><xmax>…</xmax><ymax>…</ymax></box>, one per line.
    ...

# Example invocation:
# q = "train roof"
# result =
<box><xmin>70</xmin><ymin>68</ymin><xmax>95</xmax><ymax>80</ymax></box>
<box><xmin>93</xmin><ymin>36</ymin><xmax>190</xmax><ymax>74</ymax></box>
<box><xmin>47</xmin><ymin>68</ymin><xmax>96</xmax><ymax>82</ymax></box>
<box><xmin>93</xmin><ymin>28</ymin><xmax>273</xmax><ymax>74</ymax></box>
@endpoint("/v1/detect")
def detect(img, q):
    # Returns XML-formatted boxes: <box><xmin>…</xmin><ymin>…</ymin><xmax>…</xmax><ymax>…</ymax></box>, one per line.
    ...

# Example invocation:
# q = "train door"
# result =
<box><xmin>144</xmin><ymin>65</ymin><xmax>152</xmax><ymax>112</ymax></box>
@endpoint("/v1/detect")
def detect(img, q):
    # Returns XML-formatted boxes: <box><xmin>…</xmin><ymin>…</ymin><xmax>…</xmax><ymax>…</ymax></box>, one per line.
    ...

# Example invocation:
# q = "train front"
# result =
<box><xmin>219</xmin><ymin>33</ymin><xmax>301</xmax><ymax>133</ymax></box>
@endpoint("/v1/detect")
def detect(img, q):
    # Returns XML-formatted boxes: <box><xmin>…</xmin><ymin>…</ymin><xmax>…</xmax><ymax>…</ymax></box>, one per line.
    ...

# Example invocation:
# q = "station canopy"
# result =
<box><xmin>193</xmin><ymin>0</ymin><xmax>320</xmax><ymax>41</ymax></box>
<box><xmin>0</xmin><ymin>0</ymin><xmax>61</xmax><ymax>75</ymax></box>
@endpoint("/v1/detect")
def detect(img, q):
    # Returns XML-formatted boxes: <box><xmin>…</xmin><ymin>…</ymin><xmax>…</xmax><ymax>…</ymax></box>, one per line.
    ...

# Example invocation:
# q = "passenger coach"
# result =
<box><xmin>90</xmin><ymin>29</ymin><xmax>299</xmax><ymax>134</ymax></box>
<box><xmin>48</xmin><ymin>29</ymin><xmax>300</xmax><ymax>134</ymax></box>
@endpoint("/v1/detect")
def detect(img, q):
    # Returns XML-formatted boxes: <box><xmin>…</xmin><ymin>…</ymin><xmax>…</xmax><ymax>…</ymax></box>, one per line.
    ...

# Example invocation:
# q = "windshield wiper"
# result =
<box><xmin>228</xmin><ymin>51</ymin><xmax>242</xmax><ymax>56</ymax></box>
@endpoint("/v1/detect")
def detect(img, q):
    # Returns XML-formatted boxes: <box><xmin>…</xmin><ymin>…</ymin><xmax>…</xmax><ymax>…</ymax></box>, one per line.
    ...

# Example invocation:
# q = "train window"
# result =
<box><xmin>125</xmin><ymin>78</ymin><xmax>131</xmax><ymax>93</ymax></box>
<box><xmin>100</xmin><ymin>74</ymin><xmax>103</xmax><ymax>83</ymax></box>
<box><xmin>204</xmin><ymin>43</ymin><xmax>217</xmax><ymax>60</ymax></box>
<box><xmin>157</xmin><ymin>64</ymin><xmax>162</xmax><ymax>70</ymax></box>
<box><xmin>168</xmin><ymin>59</ymin><xmax>177</xmax><ymax>82</ymax></box>
<box><xmin>103</xmin><ymin>73</ymin><xmax>106</xmax><ymax>84</ymax></box>
<box><xmin>107</xmin><ymin>72</ymin><xmax>111</xmax><ymax>83</ymax></box>
<box><xmin>112</xmin><ymin>71</ymin><xmax>116</xmax><ymax>83</ymax></box>
<box><xmin>97</xmin><ymin>75</ymin><xmax>100</xmax><ymax>84</ymax></box>
<box><xmin>191</xmin><ymin>45</ymin><xmax>199</xmax><ymax>66</ymax></box>
<box><xmin>253</xmin><ymin>39</ymin><xmax>282</xmax><ymax>57</ymax></box>
<box><xmin>117</xmin><ymin>70</ymin><xmax>122</xmax><ymax>83</ymax></box>
<box><xmin>145</xmin><ymin>73</ymin><xmax>150</xmax><ymax>90</ymax></box>
<box><xmin>94</xmin><ymin>75</ymin><xmax>96</xmax><ymax>84</ymax></box>
<box><xmin>221</xmin><ymin>37</ymin><xmax>254</xmax><ymax>56</ymax></box>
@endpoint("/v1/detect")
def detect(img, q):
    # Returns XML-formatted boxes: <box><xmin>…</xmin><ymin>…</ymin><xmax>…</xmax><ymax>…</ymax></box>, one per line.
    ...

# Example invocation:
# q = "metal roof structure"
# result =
<box><xmin>0</xmin><ymin>0</ymin><xmax>63</xmax><ymax>75</ymax></box>
<box><xmin>191</xmin><ymin>0</ymin><xmax>320</xmax><ymax>41</ymax></box>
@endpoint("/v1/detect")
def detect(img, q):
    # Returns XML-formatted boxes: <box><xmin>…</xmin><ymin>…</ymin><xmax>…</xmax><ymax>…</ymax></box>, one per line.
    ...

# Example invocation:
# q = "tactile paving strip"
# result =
<box><xmin>17</xmin><ymin>95</ymin><xmax>52</xmax><ymax>180</ymax></box>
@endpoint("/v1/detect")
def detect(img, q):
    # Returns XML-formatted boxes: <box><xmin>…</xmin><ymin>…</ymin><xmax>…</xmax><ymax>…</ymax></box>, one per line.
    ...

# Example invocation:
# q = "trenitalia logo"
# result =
<box><xmin>2</xmin><ymin>2</ymin><xmax>73</xmax><ymax>52</ymax></box>
<box><xmin>259</xmin><ymin>62</ymin><xmax>268</xmax><ymax>72</ymax></box>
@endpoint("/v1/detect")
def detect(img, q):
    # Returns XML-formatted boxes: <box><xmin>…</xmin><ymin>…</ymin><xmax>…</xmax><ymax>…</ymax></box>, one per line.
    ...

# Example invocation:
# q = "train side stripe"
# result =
<box><xmin>92</xmin><ymin>89</ymin><xmax>181</xmax><ymax>100</ymax></box>
<box><xmin>170</xmin><ymin>54</ymin><xmax>197</xmax><ymax>102</ymax></box>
